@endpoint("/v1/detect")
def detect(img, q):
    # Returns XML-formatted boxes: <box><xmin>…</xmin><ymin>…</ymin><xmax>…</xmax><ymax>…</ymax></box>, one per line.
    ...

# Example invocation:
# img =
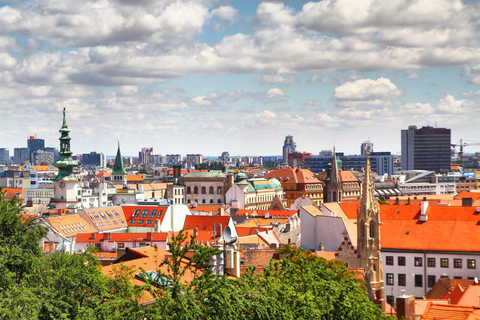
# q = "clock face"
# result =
<box><xmin>59</xmin><ymin>181</ymin><xmax>66</xmax><ymax>188</ymax></box>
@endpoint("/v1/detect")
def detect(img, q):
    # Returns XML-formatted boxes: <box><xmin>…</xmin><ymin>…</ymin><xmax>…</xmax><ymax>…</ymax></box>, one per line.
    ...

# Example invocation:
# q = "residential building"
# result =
<box><xmin>401</xmin><ymin>125</ymin><xmax>451</xmax><ymax>172</ymax></box>
<box><xmin>287</xmin><ymin>152</ymin><xmax>312</xmax><ymax>168</ymax></box>
<box><xmin>166</xmin><ymin>154</ymin><xmax>182</xmax><ymax>165</ymax></box>
<box><xmin>14</xmin><ymin>147</ymin><xmax>29</xmax><ymax>164</ymax></box>
<box><xmin>0</xmin><ymin>148</ymin><xmax>10</xmax><ymax>164</ymax></box>
<box><xmin>225</xmin><ymin>173</ymin><xmax>284</xmax><ymax>210</ymax></box>
<box><xmin>182</xmin><ymin>170</ymin><xmax>231</xmax><ymax>205</ymax></box>
<box><xmin>44</xmin><ymin>147</ymin><xmax>60</xmax><ymax>162</ymax></box>
<box><xmin>32</xmin><ymin>150</ymin><xmax>54</xmax><ymax>165</ymax></box>
<box><xmin>186</xmin><ymin>154</ymin><xmax>203</xmax><ymax>168</ymax></box>
<box><xmin>282</xmin><ymin>135</ymin><xmax>296</xmax><ymax>165</ymax></box>
<box><xmin>263</xmin><ymin>167</ymin><xmax>323</xmax><ymax>207</ymax></box>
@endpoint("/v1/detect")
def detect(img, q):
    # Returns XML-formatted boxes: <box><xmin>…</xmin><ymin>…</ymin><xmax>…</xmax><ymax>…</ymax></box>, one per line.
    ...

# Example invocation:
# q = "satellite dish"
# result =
<box><xmin>223</xmin><ymin>225</ymin><xmax>232</xmax><ymax>241</ymax></box>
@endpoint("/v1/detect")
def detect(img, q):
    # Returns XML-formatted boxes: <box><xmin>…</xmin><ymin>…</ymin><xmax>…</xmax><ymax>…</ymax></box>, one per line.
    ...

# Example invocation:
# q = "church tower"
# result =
<box><xmin>324</xmin><ymin>148</ymin><xmax>342</xmax><ymax>203</ymax></box>
<box><xmin>357</xmin><ymin>150</ymin><xmax>384</xmax><ymax>305</ymax></box>
<box><xmin>112</xmin><ymin>142</ymin><xmax>127</xmax><ymax>185</ymax></box>
<box><xmin>53</xmin><ymin>108</ymin><xmax>79</xmax><ymax>207</ymax></box>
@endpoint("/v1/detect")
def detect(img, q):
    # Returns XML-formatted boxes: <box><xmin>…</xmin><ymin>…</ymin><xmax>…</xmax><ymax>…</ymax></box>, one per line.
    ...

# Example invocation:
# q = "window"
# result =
<box><xmin>137</xmin><ymin>219</ymin><xmax>144</xmax><ymax>224</ymax></box>
<box><xmin>113</xmin><ymin>210</ymin><xmax>120</xmax><ymax>218</ymax></box>
<box><xmin>106</xmin><ymin>211</ymin><xmax>114</xmax><ymax>218</ymax></box>
<box><xmin>386</xmin><ymin>273</ymin><xmax>394</xmax><ymax>285</ymax></box>
<box><xmin>187</xmin><ymin>187</ymin><xmax>191</xmax><ymax>194</ymax></box>
<box><xmin>209</xmin><ymin>186</ymin><xmax>214</xmax><ymax>194</ymax></box>
<box><xmin>99</xmin><ymin>211</ymin><xmax>107</xmax><ymax>220</ymax></box>
<box><xmin>369</xmin><ymin>221</ymin><xmax>375</xmax><ymax>238</ymax></box>
<box><xmin>398</xmin><ymin>274</ymin><xmax>406</xmax><ymax>286</ymax></box>
<box><xmin>415</xmin><ymin>257</ymin><xmax>423</xmax><ymax>267</ymax></box>
<box><xmin>106</xmin><ymin>221</ymin><xmax>111</xmax><ymax>226</ymax></box>
<box><xmin>386</xmin><ymin>295</ymin><xmax>394</xmax><ymax>307</ymax></box>
<box><xmin>454</xmin><ymin>259</ymin><xmax>462</xmax><ymax>269</ymax></box>
<box><xmin>130</xmin><ymin>219</ymin><xmax>136</xmax><ymax>224</ymax></box>
<box><xmin>398</xmin><ymin>257</ymin><xmax>406</xmax><ymax>266</ymax></box>
<box><xmin>386</xmin><ymin>256</ymin><xmax>394</xmax><ymax>265</ymax></box>
<box><xmin>140</xmin><ymin>210</ymin><xmax>149</xmax><ymax>218</ymax></box>
<box><xmin>217</xmin><ymin>186</ymin><xmax>222</xmax><ymax>194</ymax></box>
<box><xmin>468</xmin><ymin>259</ymin><xmax>476</xmax><ymax>269</ymax></box>
<box><xmin>99</xmin><ymin>222</ymin><xmax>104</xmax><ymax>226</ymax></box>
<box><xmin>146</xmin><ymin>220</ymin><xmax>152</xmax><ymax>225</ymax></box>
<box><xmin>113</xmin><ymin>220</ymin><xmax>118</xmax><ymax>225</ymax></box>
<box><xmin>201</xmin><ymin>187</ymin><xmax>206</xmax><ymax>194</ymax></box>
<box><xmin>92</xmin><ymin>212</ymin><xmax>100</xmax><ymax>221</ymax></box>
<box><xmin>441</xmin><ymin>258</ymin><xmax>449</xmax><ymax>268</ymax></box>
<box><xmin>132</xmin><ymin>209</ymin><xmax>140</xmax><ymax>218</ymax></box>
<box><xmin>194</xmin><ymin>187</ymin><xmax>198</xmax><ymax>194</ymax></box>
<box><xmin>428</xmin><ymin>275</ymin><xmax>436</xmax><ymax>287</ymax></box>
<box><xmin>149</xmin><ymin>210</ymin><xmax>157</xmax><ymax>218</ymax></box>
<box><xmin>415</xmin><ymin>274</ymin><xmax>423</xmax><ymax>287</ymax></box>
<box><xmin>428</xmin><ymin>258</ymin><xmax>436</xmax><ymax>267</ymax></box>
<box><xmin>117</xmin><ymin>243</ymin><xmax>125</xmax><ymax>248</ymax></box>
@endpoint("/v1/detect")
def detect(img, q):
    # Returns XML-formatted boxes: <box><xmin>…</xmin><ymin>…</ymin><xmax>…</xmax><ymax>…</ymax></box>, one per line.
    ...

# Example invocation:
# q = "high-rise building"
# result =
<box><xmin>401</xmin><ymin>126</ymin><xmax>451</xmax><ymax>172</ymax></box>
<box><xmin>32</xmin><ymin>150</ymin><xmax>54</xmax><ymax>165</ymax></box>
<box><xmin>14</xmin><ymin>148</ymin><xmax>29</xmax><ymax>164</ymax></box>
<box><xmin>282</xmin><ymin>135</ymin><xmax>296</xmax><ymax>165</ymax></box>
<box><xmin>27</xmin><ymin>136</ymin><xmax>45</xmax><ymax>162</ymax></box>
<box><xmin>44</xmin><ymin>147</ymin><xmax>60</xmax><ymax>162</ymax></box>
<box><xmin>0</xmin><ymin>148</ymin><xmax>10</xmax><ymax>165</ymax></box>
<box><xmin>138</xmin><ymin>147</ymin><xmax>153</xmax><ymax>166</ymax></box>
<box><xmin>186</xmin><ymin>154</ymin><xmax>203</xmax><ymax>168</ymax></box>
<box><xmin>361</xmin><ymin>140</ymin><xmax>374</xmax><ymax>156</ymax></box>
<box><xmin>82</xmin><ymin>152</ymin><xmax>106</xmax><ymax>167</ymax></box>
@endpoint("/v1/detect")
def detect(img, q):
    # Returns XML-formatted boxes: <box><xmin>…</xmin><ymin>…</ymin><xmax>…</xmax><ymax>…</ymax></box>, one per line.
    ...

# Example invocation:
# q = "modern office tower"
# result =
<box><xmin>361</xmin><ymin>140</ymin><xmax>374</xmax><ymax>156</ymax></box>
<box><xmin>0</xmin><ymin>148</ymin><xmax>9</xmax><ymax>165</ymax></box>
<box><xmin>32</xmin><ymin>150</ymin><xmax>55</xmax><ymax>165</ymax></box>
<box><xmin>401</xmin><ymin>125</ymin><xmax>451</xmax><ymax>172</ymax></box>
<box><xmin>82</xmin><ymin>151</ymin><xmax>106</xmax><ymax>167</ymax></box>
<box><xmin>14</xmin><ymin>148</ymin><xmax>29</xmax><ymax>164</ymax></box>
<box><xmin>220</xmin><ymin>151</ymin><xmax>230</xmax><ymax>163</ymax></box>
<box><xmin>27</xmin><ymin>136</ymin><xmax>45</xmax><ymax>162</ymax></box>
<box><xmin>282</xmin><ymin>135</ymin><xmax>296</xmax><ymax>165</ymax></box>
<box><xmin>186</xmin><ymin>154</ymin><xmax>203</xmax><ymax>168</ymax></box>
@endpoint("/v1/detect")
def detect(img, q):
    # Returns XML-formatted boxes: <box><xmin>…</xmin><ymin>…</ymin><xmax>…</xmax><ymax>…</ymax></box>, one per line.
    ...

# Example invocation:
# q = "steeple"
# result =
<box><xmin>54</xmin><ymin>108</ymin><xmax>78</xmax><ymax>181</ymax></box>
<box><xmin>112</xmin><ymin>142</ymin><xmax>127</xmax><ymax>184</ymax></box>
<box><xmin>325</xmin><ymin>147</ymin><xmax>342</xmax><ymax>202</ymax></box>
<box><xmin>357</xmin><ymin>150</ymin><xmax>384</xmax><ymax>305</ymax></box>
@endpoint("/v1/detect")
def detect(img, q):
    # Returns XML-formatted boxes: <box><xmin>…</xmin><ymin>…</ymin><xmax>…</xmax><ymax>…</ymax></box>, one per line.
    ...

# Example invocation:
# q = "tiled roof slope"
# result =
<box><xmin>183</xmin><ymin>215</ymin><xmax>230</xmax><ymax>244</ymax></box>
<box><xmin>422</xmin><ymin>304</ymin><xmax>480</xmax><ymax>320</ymax></box>
<box><xmin>122</xmin><ymin>206</ymin><xmax>168</xmax><ymax>227</ymax></box>
<box><xmin>455</xmin><ymin>191</ymin><xmax>480</xmax><ymax>200</ymax></box>
<box><xmin>263</xmin><ymin>167</ymin><xmax>321</xmax><ymax>184</ymax></box>
<box><xmin>45</xmin><ymin>214</ymin><xmax>97</xmax><ymax>237</ymax></box>
<box><xmin>339</xmin><ymin>171</ymin><xmax>359</xmax><ymax>182</ymax></box>
<box><xmin>426</xmin><ymin>279</ymin><xmax>474</xmax><ymax>299</ymax></box>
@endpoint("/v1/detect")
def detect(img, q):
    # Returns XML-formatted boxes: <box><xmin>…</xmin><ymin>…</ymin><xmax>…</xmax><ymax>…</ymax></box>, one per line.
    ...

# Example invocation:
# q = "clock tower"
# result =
<box><xmin>52</xmin><ymin>108</ymin><xmax>80</xmax><ymax>208</ymax></box>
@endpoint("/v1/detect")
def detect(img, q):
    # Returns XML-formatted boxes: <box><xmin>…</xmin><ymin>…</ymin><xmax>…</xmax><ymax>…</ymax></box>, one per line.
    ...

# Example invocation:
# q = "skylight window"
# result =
<box><xmin>106</xmin><ymin>211</ymin><xmax>114</xmax><ymax>218</ymax></box>
<box><xmin>137</xmin><ymin>219</ymin><xmax>145</xmax><ymax>224</ymax></box>
<box><xmin>112</xmin><ymin>210</ymin><xmax>121</xmax><ymax>218</ymax></box>
<box><xmin>132</xmin><ymin>209</ymin><xmax>140</xmax><ymax>218</ymax></box>
<box><xmin>149</xmin><ymin>210</ymin><xmax>158</xmax><ymax>218</ymax></box>
<box><xmin>140</xmin><ymin>210</ymin><xmax>149</xmax><ymax>218</ymax></box>
<box><xmin>99</xmin><ymin>211</ymin><xmax>107</xmax><ymax>220</ymax></box>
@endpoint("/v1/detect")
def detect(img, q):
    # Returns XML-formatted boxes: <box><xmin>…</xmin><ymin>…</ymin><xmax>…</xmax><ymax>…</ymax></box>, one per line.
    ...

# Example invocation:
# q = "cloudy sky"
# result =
<box><xmin>1</xmin><ymin>0</ymin><xmax>480</xmax><ymax>157</ymax></box>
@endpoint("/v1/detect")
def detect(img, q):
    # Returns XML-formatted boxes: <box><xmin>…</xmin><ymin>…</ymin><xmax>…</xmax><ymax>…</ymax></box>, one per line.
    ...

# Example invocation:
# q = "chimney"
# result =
<box><xmin>103</xmin><ymin>233</ymin><xmax>111</xmax><ymax>240</ymax></box>
<box><xmin>146</xmin><ymin>232</ymin><xmax>152</xmax><ymax>241</ymax></box>
<box><xmin>173</xmin><ymin>164</ymin><xmax>181</xmax><ymax>185</ymax></box>
<box><xmin>194</xmin><ymin>226</ymin><xmax>199</xmax><ymax>238</ymax></box>
<box><xmin>216</xmin><ymin>223</ymin><xmax>223</xmax><ymax>240</ymax></box>
<box><xmin>227</xmin><ymin>173</ymin><xmax>234</xmax><ymax>190</ymax></box>
<box><xmin>395</xmin><ymin>197</ymin><xmax>399</xmax><ymax>205</ymax></box>
<box><xmin>318</xmin><ymin>243</ymin><xmax>324</xmax><ymax>252</ymax></box>
<box><xmin>420</xmin><ymin>199</ymin><xmax>428</xmax><ymax>222</ymax></box>
<box><xmin>396</xmin><ymin>291</ymin><xmax>415</xmax><ymax>320</ymax></box>
<box><xmin>407</xmin><ymin>197</ymin><xmax>411</xmax><ymax>205</ymax></box>
<box><xmin>462</xmin><ymin>197</ymin><xmax>473</xmax><ymax>207</ymax></box>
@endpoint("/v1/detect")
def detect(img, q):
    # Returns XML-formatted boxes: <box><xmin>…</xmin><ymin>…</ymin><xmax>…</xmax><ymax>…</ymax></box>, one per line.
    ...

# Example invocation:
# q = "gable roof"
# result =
<box><xmin>80</xmin><ymin>206</ymin><xmax>127</xmax><ymax>231</ymax></box>
<box><xmin>45</xmin><ymin>214</ymin><xmax>97</xmax><ymax>238</ymax></box>
<box><xmin>339</xmin><ymin>171</ymin><xmax>360</xmax><ymax>182</ymax></box>
<box><xmin>263</xmin><ymin>167</ymin><xmax>321</xmax><ymax>184</ymax></box>
<box><xmin>422</xmin><ymin>303</ymin><xmax>480</xmax><ymax>320</ymax></box>
<box><xmin>183</xmin><ymin>215</ymin><xmax>231</xmax><ymax>244</ymax></box>
<box><xmin>122</xmin><ymin>206</ymin><xmax>168</xmax><ymax>227</ymax></box>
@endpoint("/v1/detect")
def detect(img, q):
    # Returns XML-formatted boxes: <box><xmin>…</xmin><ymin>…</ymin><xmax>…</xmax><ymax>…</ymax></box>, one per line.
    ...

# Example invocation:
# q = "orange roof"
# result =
<box><xmin>45</xmin><ymin>214</ymin><xmax>98</xmax><ymax>237</ymax></box>
<box><xmin>76</xmin><ymin>232</ymin><xmax>168</xmax><ymax>242</ymax></box>
<box><xmin>183</xmin><ymin>215</ymin><xmax>230</xmax><ymax>244</ymax></box>
<box><xmin>456</xmin><ymin>285</ymin><xmax>480</xmax><ymax>307</ymax></box>
<box><xmin>34</xmin><ymin>165</ymin><xmax>58</xmax><ymax>171</ymax></box>
<box><xmin>123</xmin><ymin>206</ymin><xmax>168</xmax><ymax>227</ymax></box>
<box><xmin>189</xmin><ymin>205</ymin><xmax>222</xmax><ymax>214</ymax></box>
<box><xmin>455</xmin><ymin>191</ymin><xmax>480</xmax><ymax>200</ymax></box>
<box><xmin>127</xmin><ymin>175</ymin><xmax>143</xmax><ymax>182</ymax></box>
<box><xmin>339</xmin><ymin>170</ymin><xmax>360</xmax><ymax>182</ymax></box>
<box><xmin>422</xmin><ymin>303</ymin><xmax>480</xmax><ymax>320</ymax></box>
<box><xmin>263</xmin><ymin>167</ymin><xmax>321</xmax><ymax>185</ymax></box>
<box><xmin>315</xmin><ymin>251</ymin><xmax>337</xmax><ymax>260</ymax></box>
<box><xmin>236</xmin><ymin>227</ymin><xmax>268</xmax><ymax>237</ymax></box>
<box><xmin>235</xmin><ymin>209</ymin><xmax>297</xmax><ymax>218</ymax></box>
<box><xmin>95</xmin><ymin>171</ymin><xmax>111</xmax><ymax>177</ymax></box>
<box><xmin>237</xmin><ymin>217</ymin><xmax>288</xmax><ymax>228</ymax></box>
<box><xmin>2</xmin><ymin>188</ymin><xmax>24</xmax><ymax>200</ymax></box>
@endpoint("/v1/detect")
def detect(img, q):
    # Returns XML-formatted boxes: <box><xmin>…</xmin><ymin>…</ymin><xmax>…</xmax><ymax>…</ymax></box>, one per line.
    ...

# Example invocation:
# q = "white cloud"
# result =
<box><xmin>211</xmin><ymin>6</ymin><xmax>238</xmax><ymax>22</ymax></box>
<box><xmin>251</xmin><ymin>74</ymin><xmax>298</xmax><ymax>85</ymax></box>
<box><xmin>464</xmin><ymin>65</ymin><xmax>480</xmax><ymax>84</ymax></box>
<box><xmin>333</xmin><ymin>78</ymin><xmax>402</xmax><ymax>107</ymax></box>
<box><xmin>436</xmin><ymin>94</ymin><xmax>468</xmax><ymax>114</ymax></box>
<box><xmin>265</xmin><ymin>88</ymin><xmax>286</xmax><ymax>100</ymax></box>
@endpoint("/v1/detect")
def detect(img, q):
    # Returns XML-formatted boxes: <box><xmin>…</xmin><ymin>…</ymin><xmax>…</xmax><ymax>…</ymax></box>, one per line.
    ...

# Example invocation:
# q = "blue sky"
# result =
<box><xmin>1</xmin><ymin>0</ymin><xmax>480</xmax><ymax>157</ymax></box>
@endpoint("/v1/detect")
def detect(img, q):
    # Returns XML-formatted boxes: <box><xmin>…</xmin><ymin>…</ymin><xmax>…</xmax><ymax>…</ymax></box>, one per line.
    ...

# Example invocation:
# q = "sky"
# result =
<box><xmin>1</xmin><ymin>0</ymin><xmax>480</xmax><ymax>157</ymax></box>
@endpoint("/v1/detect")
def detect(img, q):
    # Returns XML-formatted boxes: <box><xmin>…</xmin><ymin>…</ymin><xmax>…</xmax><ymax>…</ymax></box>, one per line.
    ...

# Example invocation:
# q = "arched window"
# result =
<box><xmin>217</xmin><ymin>186</ymin><xmax>222</xmax><ymax>194</ymax></box>
<box><xmin>201</xmin><ymin>186</ymin><xmax>206</xmax><ymax>194</ymax></box>
<box><xmin>194</xmin><ymin>187</ymin><xmax>198</xmax><ymax>194</ymax></box>
<box><xmin>209</xmin><ymin>186</ymin><xmax>214</xmax><ymax>194</ymax></box>
<box><xmin>369</xmin><ymin>221</ymin><xmax>375</xmax><ymax>238</ymax></box>
<box><xmin>186</xmin><ymin>187</ymin><xmax>191</xmax><ymax>194</ymax></box>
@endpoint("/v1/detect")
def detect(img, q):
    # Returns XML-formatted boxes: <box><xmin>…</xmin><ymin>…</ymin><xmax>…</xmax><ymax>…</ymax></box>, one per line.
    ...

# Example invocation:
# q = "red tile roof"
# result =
<box><xmin>2</xmin><ymin>188</ymin><xmax>24</xmax><ymax>200</ymax></box>
<box><xmin>455</xmin><ymin>191</ymin><xmax>480</xmax><ymax>200</ymax></box>
<box><xmin>236</xmin><ymin>227</ymin><xmax>268</xmax><ymax>237</ymax></box>
<box><xmin>183</xmin><ymin>215</ymin><xmax>230</xmax><ymax>244</ymax></box>
<box><xmin>339</xmin><ymin>170</ymin><xmax>360</xmax><ymax>182</ymax></box>
<box><xmin>422</xmin><ymin>303</ymin><xmax>480</xmax><ymax>320</ymax></box>
<box><xmin>123</xmin><ymin>206</ymin><xmax>168</xmax><ymax>227</ymax></box>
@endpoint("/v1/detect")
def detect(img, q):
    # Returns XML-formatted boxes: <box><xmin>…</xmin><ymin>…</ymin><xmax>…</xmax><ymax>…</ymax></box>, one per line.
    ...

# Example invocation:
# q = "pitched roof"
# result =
<box><xmin>76</xmin><ymin>232</ymin><xmax>168</xmax><ymax>242</ymax></box>
<box><xmin>183</xmin><ymin>215</ymin><xmax>230</xmax><ymax>244</ymax></box>
<box><xmin>127</xmin><ymin>175</ymin><xmax>143</xmax><ymax>182</ymax></box>
<box><xmin>426</xmin><ymin>278</ymin><xmax>474</xmax><ymax>299</ymax></box>
<box><xmin>2</xmin><ymin>188</ymin><xmax>24</xmax><ymax>200</ymax></box>
<box><xmin>455</xmin><ymin>191</ymin><xmax>480</xmax><ymax>200</ymax></box>
<box><xmin>112</xmin><ymin>143</ymin><xmax>126</xmax><ymax>175</ymax></box>
<box><xmin>263</xmin><ymin>167</ymin><xmax>321</xmax><ymax>184</ymax></box>
<box><xmin>236</xmin><ymin>226</ymin><xmax>268</xmax><ymax>237</ymax></box>
<box><xmin>45</xmin><ymin>214</ymin><xmax>97</xmax><ymax>237</ymax></box>
<box><xmin>339</xmin><ymin>170</ymin><xmax>360</xmax><ymax>182</ymax></box>
<box><xmin>183</xmin><ymin>171</ymin><xmax>226</xmax><ymax>178</ymax></box>
<box><xmin>123</xmin><ymin>206</ymin><xmax>168</xmax><ymax>227</ymax></box>
<box><xmin>422</xmin><ymin>303</ymin><xmax>480</xmax><ymax>320</ymax></box>
<box><xmin>301</xmin><ymin>206</ymin><xmax>324</xmax><ymax>217</ymax></box>
<box><xmin>80</xmin><ymin>206</ymin><xmax>127</xmax><ymax>231</ymax></box>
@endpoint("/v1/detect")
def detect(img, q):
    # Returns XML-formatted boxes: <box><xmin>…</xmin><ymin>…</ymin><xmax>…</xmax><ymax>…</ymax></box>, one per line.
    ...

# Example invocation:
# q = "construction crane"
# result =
<box><xmin>451</xmin><ymin>139</ymin><xmax>480</xmax><ymax>167</ymax></box>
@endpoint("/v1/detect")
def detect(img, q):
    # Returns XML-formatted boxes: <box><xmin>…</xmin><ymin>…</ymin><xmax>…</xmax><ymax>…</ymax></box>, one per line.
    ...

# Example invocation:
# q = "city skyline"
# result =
<box><xmin>1</xmin><ymin>0</ymin><xmax>480</xmax><ymax>156</ymax></box>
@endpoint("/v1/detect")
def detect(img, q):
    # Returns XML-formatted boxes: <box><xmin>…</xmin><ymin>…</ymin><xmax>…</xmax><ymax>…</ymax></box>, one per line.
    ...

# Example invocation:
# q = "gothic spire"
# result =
<box><xmin>361</xmin><ymin>150</ymin><xmax>377</xmax><ymax>214</ymax></box>
<box><xmin>112</xmin><ymin>141</ymin><xmax>126</xmax><ymax>175</ymax></box>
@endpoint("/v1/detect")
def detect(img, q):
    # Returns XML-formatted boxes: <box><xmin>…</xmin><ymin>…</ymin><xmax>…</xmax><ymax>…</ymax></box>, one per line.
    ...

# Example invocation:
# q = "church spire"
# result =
<box><xmin>54</xmin><ymin>108</ymin><xmax>77</xmax><ymax>181</ymax></box>
<box><xmin>112</xmin><ymin>142</ymin><xmax>127</xmax><ymax>184</ymax></box>
<box><xmin>357</xmin><ymin>149</ymin><xmax>384</xmax><ymax>304</ymax></box>
<box><xmin>325</xmin><ymin>147</ymin><xmax>342</xmax><ymax>202</ymax></box>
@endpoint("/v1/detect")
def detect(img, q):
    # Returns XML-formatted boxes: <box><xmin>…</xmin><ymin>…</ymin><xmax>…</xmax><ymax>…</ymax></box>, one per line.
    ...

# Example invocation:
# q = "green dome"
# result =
<box><xmin>235</xmin><ymin>172</ymin><xmax>247</xmax><ymax>182</ymax></box>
